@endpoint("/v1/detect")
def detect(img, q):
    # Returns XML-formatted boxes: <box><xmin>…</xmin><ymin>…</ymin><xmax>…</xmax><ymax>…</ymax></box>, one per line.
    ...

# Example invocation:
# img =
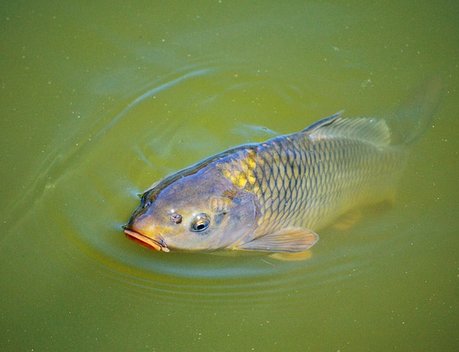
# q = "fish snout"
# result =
<box><xmin>123</xmin><ymin>226</ymin><xmax>170</xmax><ymax>252</ymax></box>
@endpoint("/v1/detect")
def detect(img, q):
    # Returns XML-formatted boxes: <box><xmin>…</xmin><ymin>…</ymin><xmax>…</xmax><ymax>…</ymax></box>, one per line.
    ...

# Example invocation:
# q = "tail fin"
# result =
<box><xmin>388</xmin><ymin>77</ymin><xmax>443</xmax><ymax>146</ymax></box>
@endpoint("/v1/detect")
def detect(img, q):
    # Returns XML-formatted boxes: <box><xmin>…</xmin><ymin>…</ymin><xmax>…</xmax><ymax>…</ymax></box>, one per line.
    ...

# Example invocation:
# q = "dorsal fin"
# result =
<box><xmin>303</xmin><ymin>112</ymin><xmax>391</xmax><ymax>146</ymax></box>
<box><xmin>302</xmin><ymin>111</ymin><xmax>342</xmax><ymax>133</ymax></box>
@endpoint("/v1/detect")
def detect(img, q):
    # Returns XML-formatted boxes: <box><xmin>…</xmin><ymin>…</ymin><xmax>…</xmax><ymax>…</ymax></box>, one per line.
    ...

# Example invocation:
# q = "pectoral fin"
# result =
<box><xmin>237</xmin><ymin>228</ymin><xmax>319</xmax><ymax>253</ymax></box>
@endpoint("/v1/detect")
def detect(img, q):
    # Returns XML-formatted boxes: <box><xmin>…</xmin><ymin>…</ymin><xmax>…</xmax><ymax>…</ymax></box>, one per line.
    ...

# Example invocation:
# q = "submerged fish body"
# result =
<box><xmin>124</xmin><ymin>83</ymin><xmax>439</xmax><ymax>253</ymax></box>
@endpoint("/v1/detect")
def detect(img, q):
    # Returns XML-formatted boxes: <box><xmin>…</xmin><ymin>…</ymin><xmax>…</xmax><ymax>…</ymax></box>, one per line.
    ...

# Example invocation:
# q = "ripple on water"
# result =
<box><xmin>11</xmin><ymin>62</ymin><xmax>400</xmax><ymax>305</ymax></box>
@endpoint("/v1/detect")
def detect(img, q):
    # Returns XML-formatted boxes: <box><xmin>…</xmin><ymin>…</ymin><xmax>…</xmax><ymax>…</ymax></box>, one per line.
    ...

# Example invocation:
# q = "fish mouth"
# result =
<box><xmin>124</xmin><ymin>229</ymin><xmax>170</xmax><ymax>252</ymax></box>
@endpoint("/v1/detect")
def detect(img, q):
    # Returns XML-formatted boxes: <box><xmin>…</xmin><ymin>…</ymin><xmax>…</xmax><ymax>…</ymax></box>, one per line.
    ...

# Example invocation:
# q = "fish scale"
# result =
<box><xmin>218</xmin><ymin>128</ymin><xmax>404</xmax><ymax>240</ymax></box>
<box><xmin>125</xmin><ymin>79</ymin><xmax>440</xmax><ymax>253</ymax></box>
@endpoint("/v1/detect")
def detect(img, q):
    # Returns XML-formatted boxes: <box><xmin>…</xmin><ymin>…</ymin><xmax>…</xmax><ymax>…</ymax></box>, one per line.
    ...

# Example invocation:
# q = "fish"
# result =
<box><xmin>124</xmin><ymin>80</ymin><xmax>441</xmax><ymax>253</ymax></box>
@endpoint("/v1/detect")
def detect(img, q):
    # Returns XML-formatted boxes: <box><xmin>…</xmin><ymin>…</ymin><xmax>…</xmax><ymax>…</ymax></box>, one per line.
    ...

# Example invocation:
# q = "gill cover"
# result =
<box><xmin>126</xmin><ymin>165</ymin><xmax>260</xmax><ymax>251</ymax></box>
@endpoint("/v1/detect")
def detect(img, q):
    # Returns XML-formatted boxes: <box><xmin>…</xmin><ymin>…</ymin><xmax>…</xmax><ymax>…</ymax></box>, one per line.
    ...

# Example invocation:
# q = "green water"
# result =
<box><xmin>1</xmin><ymin>1</ymin><xmax>458</xmax><ymax>351</ymax></box>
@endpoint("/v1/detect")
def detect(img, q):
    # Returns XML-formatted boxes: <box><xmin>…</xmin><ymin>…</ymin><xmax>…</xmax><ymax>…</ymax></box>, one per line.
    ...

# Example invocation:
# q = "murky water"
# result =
<box><xmin>1</xmin><ymin>1</ymin><xmax>458</xmax><ymax>351</ymax></box>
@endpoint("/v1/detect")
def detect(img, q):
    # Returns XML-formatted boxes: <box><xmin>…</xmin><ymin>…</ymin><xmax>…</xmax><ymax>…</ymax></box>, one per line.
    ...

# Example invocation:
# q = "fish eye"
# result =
<box><xmin>190</xmin><ymin>213</ymin><xmax>210</xmax><ymax>232</ymax></box>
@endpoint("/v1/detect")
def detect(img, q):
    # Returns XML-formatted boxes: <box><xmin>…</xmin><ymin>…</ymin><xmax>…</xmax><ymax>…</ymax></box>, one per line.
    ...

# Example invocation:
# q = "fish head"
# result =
<box><xmin>124</xmin><ymin>167</ymin><xmax>260</xmax><ymax>252</ymax></box>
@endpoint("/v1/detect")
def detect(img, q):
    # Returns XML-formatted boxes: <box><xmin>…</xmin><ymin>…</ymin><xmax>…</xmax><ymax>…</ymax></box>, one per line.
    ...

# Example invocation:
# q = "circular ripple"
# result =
<box><xmin>7</xmin><ymin>62</ymin><xmax>400</xmax><ymax>305</ymax></box>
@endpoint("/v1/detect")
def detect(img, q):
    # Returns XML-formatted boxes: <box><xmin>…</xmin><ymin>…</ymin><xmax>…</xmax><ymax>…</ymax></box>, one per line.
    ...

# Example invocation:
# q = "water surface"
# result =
<box><xmin>1</xmin><ymin>1</ymin><xmax>458</xmax><ymax>351</ymax></box>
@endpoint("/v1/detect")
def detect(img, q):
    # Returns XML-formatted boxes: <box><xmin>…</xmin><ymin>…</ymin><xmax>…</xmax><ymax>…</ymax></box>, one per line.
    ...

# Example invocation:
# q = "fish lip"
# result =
<box><xmin>124</xmin><ymin>229</ymin><xmax>170</xmax><ymax>252</ymax></box>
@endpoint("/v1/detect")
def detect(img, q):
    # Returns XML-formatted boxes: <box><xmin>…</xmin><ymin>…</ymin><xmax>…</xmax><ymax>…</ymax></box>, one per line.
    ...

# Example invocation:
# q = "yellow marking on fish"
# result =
<box><xmin>222</xmin><ymin>169</ymin><xmax>232</xmax><ymax>179</ymax></box>
<box><xmin>242</xmin><ymin>158</ymin><xmax>252</xmax><ymax>172</ymax></box>
<box><xmin>226</xmin><ymin>169</ymin><xmax>245</xmax><ymax>189</ymax></box>
<box><xmin>247</xmin><ymin>173</ymin><xmax>256</xmax><ymax>185</ymax></box>
<box><xmin>229</xmin><ymin>175</ymin><xmax>237</xmax><ymax>185</ymax></box>
<box><xmin>236</xmin><ymin>173</ymin><xmax>247</xmax><ymax>188</ymax></box>
<box><xmin>249</xmin><ymin>157</ymin><xmax>257</xmax><ymax>169</ymax></box>
<box><xmin>219</xmin><ymin>150</ymin><xmax>260</xmax><ymax>190</ymax></box>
